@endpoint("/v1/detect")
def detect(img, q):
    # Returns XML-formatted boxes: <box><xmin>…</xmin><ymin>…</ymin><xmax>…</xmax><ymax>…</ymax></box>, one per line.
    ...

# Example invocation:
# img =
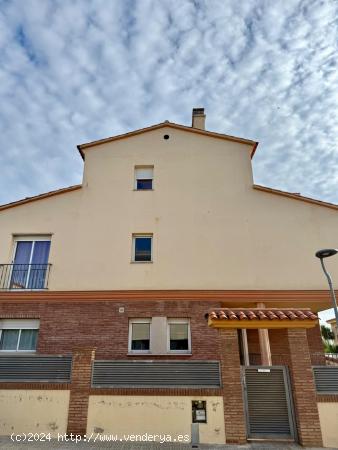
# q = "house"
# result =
<box><xmin>0</xmin><ymin>108</ymin><xmax>338</xmax><ymax>447</ymax></box>
<box><xmin>327</xmin><ymin>318</ymin><xmax>338</xmax><ymax>345</ymax></box>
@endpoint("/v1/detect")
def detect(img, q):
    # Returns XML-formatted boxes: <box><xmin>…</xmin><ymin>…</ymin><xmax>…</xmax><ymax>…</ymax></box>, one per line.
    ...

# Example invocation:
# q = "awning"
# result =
<box><xmin>207</xmin><ymin>308</ymin><xmax>318</xmax><ymax>329</ymax></box>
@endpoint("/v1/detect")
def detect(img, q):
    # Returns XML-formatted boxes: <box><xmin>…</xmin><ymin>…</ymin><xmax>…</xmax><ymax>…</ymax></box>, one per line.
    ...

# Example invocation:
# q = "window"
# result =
<box><xmin>132</xmin><ymin>234</ymin><xmax>152</xmax><ymax>262</ymax></box>
<box><xmin>10</xmin><ymin>236</ymin><xmax>51</xmax><ymax>289</ymax></box>
<box><xmin>0</xmin><ymin>319</ymin><xmax>39</xmax><ymax>352</ymax></box>
<box><xmin>129</xmin><ymin>319</ymin><xmax>151</xmax><ymax>352</ymax></box>
<box><xmin>167</xmin><ymin>319</ymin><xmax>191</xmax><ymax>352</ymax></box>
<box><xmin>135</xmin><ymin>166</ymin><xmax>153</xmax><ymax>190</ymax></box>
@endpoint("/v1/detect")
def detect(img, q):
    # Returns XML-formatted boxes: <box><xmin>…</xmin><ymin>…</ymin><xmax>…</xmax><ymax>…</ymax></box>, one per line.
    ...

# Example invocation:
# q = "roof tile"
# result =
<box><xmin>207</xmin><ymin>308</ymin><xmax>318</xmax><ymax>322</ymax></box>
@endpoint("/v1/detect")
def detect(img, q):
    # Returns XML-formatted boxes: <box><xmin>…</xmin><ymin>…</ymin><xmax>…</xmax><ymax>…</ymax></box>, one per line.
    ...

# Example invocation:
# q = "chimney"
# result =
<box><xmin>192</xmin><ymin>108</ymin><xmax>206</xmax><ymax>130</ymax></box>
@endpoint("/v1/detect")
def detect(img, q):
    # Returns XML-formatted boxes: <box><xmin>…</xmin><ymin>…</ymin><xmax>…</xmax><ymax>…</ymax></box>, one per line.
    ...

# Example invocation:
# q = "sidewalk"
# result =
<box><xmin>0</xmin><ymin>437</ymin><xmax>334</xmax><ymax>450</ymax></box>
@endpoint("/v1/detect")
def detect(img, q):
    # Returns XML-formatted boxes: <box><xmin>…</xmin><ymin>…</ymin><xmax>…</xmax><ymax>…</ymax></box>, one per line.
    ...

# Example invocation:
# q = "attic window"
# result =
<box><xmin>135</xmin><ymin>166</ymin><xmax>153</xmax><ymax>190</ymax></box>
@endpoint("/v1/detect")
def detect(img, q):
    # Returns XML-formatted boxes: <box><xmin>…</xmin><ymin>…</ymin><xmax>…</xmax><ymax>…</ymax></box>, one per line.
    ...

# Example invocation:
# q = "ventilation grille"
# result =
<box><xmin>0</xmin><ymin>355</ymin><xmax>72</xmax><ymax>382</ymax></box>
<box><xmin>92</xmin><ymin>360</ymin><xmax>221</xmax><ymax>388</ymax></box>
<box><xmin>313</xmin><ymin>366</ymin><xmax>338</xmax><ymax>393</ymax></box>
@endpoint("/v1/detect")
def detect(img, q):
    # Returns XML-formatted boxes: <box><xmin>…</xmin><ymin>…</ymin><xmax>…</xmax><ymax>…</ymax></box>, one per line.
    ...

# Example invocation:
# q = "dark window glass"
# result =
<box><xmin>18</xmin><ymin>329</ymin><xmax>38</xmax><ymax>350</ymax></box>
<box><xmin>169</xmin><ymin>323</ymin><xmax>189</xmax><ymax>350</ymax></box>
<box><xmin>0</xmin><ymin>329</ymin><xmax>19</xmax><ymax>350</ymax></box>
<box><xmin>131</xmin><ymin>323</ymin><xmax>150</xmax><ymax>350</ymax></box>
<box><xmin>134</xmin><ymin>237</ymin><xmax>152</xmax><ymax>261</ymax></box>
<box><xmin>137</xmin><ymin>179</ymin><xmax>152</xmax><ymax>190</ymax></box>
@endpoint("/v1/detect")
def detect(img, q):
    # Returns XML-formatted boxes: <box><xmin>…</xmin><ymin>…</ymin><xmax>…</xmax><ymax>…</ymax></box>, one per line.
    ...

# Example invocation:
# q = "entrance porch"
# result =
<box><xmin>208</xmin><ymin>307</ymin><xmax>324</xmax><ymax>447</ymax></box>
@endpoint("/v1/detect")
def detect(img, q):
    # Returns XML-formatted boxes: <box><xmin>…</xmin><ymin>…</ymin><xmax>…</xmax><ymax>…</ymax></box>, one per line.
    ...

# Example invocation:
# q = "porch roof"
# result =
<box><xmin>207</xmin><ymin>308</ymin><xmax>318</xmax><ymax>329</ymax></box>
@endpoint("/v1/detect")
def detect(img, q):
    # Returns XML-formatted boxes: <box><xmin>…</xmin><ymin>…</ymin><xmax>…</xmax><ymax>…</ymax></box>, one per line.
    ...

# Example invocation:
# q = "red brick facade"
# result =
<box><xmin>218</xmin><ymin>328</ymin><xmax>247</xmax><ymax>444</ymax></box>
<box><xmin>0</xmin><ymin>296</ymin><xmax>330</xmax><ymax>445</ymax></box>
<box><xmin>67</xmin><ymin>348</ymin><xmax>95</xmax><ymax>435</ymax></box>
<box><xmin>287</xmin><ymin>329</ymin><xmax>323</xmax><ymax>447</ymax></box>
<box><xmin>0</xmin><ymin>300</ymin><xmax>221</xmax><ymax>359</ymax></box>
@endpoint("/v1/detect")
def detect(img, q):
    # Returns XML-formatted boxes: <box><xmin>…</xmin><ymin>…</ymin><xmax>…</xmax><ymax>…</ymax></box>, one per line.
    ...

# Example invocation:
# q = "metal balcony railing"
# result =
<box><xmin>0</xmin><ymin>264</ymin><xmax>51</xmax><ymax>290</ymax></box>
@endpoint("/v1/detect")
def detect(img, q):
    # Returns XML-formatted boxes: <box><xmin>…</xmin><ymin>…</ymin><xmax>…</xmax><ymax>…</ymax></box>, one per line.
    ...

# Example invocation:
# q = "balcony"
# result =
<box><xmin>0</xmin><ymin>264</ymin><xmax>51</xmax><ymax>290</ymax></box>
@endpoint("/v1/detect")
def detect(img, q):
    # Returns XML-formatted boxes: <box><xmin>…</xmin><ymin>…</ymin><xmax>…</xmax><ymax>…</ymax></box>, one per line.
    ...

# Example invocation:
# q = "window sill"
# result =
<box><xmin>130</xmin><ymin>261</ymin><xmax>153</xmax><ymax>264</ymax></box>
<box><xmin>127</xmin><ymin>352</ymin><xmax>192</xmax><ymax>356</ymax></box>
<box><xmin>127</xmin><ymin>352</ymin><xmax>151</xmax><ymax>356</ymax></box>
<box><xmin>0</xmin><ymin>351</ymin><xmax>36</xmax><ymax>355</ymax></box>
<box><xmin>132</xmin><ymin>189</ymin><xmax>154</xmax><ymax>191</ymax></box>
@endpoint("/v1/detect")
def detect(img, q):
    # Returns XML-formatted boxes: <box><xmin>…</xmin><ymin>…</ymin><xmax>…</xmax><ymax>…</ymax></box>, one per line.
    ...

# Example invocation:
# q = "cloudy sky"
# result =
<box><xmin>0</xmin><ymin>0</ymin><xmax>337</xmax><ymax>206</ymax></box>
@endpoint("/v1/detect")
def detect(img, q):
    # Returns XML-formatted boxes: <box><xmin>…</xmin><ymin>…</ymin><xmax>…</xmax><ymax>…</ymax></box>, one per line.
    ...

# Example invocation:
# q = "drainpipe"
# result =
<box><xmin>257</xmin><ymin>302</ymin><xmax>272</xmax><ymax>366</ymax></box>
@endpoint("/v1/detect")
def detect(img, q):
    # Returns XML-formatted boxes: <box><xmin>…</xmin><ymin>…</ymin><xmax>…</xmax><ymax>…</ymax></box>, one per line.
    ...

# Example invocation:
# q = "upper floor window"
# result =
<box><xmin>135</xmin><ymin>166</ymin><xmax>153</xmax><ymax>190</ymax></box>
<box><xmin>167</xmin><ymin>319</ymin><xmax>191</xmax><ymax>352</ymax></box>
<box><xmin>129</xmin><ymin>319</ymin><xmax>151</xmax><ymax>352</ymax></box>
<box><xmin>10</xmin><ymin>236</ymin><xmax>51</xmax><ymax>290</ymax></box>
<box><xmin>132</xmin><ymin>234</ymin><xmax>152</xmax><ymax>262</ymax></box>
<box><xmin>0</xmin><ymin>319</ymin><xmax>39</xmax><ymax>352</ymax></box>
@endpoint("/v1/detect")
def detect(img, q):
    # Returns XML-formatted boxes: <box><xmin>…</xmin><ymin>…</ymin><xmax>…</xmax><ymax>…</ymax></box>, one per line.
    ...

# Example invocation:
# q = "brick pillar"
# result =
<box><xmin>67</xmin><ymin>347</ymin><xmax>95</xmax><ymax>436</ymax></box>
<box><xmin>219</xmin><ymin>328</ymin><xmax>247</xmax><ymax>444</ymax></box>
<box><xmin>287</xmin><ymin>329</ymin><xmax>323</xmax><ymax>447</ymax></box>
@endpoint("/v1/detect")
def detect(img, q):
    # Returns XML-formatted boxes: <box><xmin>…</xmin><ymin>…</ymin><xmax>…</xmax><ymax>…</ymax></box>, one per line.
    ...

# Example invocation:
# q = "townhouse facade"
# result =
<box><xmin>0</xmin><ymin>108</ymin><xmax>338</xmax><ymax>446</ymax></box>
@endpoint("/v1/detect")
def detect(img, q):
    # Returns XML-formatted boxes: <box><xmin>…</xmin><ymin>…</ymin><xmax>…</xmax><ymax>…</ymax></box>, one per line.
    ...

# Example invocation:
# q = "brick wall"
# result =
<box><xmin>287</xmin><ymin>328</ymin><xmax>323</xmax><ymax>447</ymax></box>
<box><xmin>0</xmin><ymin>300</ymin><xmax>221</xmax><ymax>359</ymax></box>
<box><xmin>67</xmin><ymin>348</ymin><xmax>95</xmax><ymax>435</ymax></box>
<box><xmin>218</xmin><ymin>328</ymin><xmax>246</xmax><ymax>444</ymax></box>
<box><xmin>0</xmin><ymin>298</ymin><xmax>327</xmax><ymax>445</ymax></box>
<box><xmin>247</xmin><ymin>325</ymin><xmax>324</xmax><ymax>366</ymax></box>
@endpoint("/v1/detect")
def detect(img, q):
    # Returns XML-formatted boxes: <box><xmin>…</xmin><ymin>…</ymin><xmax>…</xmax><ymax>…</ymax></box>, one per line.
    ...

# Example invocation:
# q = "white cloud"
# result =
<box><xmin>0</xmin><ymin>0</ymin><xmax>337</xmax><ymax>204</ymax></box>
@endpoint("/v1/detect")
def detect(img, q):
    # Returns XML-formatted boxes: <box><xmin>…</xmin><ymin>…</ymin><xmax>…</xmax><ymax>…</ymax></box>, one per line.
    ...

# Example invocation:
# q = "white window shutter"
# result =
<box><xmin>135</xmin><ymin>167</ymin><xmax>153</xmax><ymax>179</ymax></box>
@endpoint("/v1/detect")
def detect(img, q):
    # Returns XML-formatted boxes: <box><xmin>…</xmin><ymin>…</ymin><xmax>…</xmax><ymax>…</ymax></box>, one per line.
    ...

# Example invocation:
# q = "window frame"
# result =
<box><xmin>132</xmin><ymin>234</ymin><xmax>153</xmax><ymax>263</ymax></box>
<box><xmin>134</xmin><ymin>166</ymin><xmax>154</xmax><ymax>191</ymax></box>
<box><xmin>0</xmin><ymin>320</ymin><xmax>39</xmax><ymax>353</ymax></box>
<box><xmin>167</xmin><ymin>318</ymin><xmax>191</xmax><ymax>354</ymax></box>
<box><xmin>9</xmin><ymin>235</ymin><xmax>51</xmax><ymax>290</ymax></box>
<box><xmin>128</xmin><ymin>318</ymin><xmax>152</xmax><ymax>354</ymax></box>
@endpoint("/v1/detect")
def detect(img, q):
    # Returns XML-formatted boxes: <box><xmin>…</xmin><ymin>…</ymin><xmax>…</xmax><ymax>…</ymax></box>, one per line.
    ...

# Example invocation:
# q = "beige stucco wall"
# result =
<box><xmin>1</xmin><ymin>126</ymin><xmax>338</xmax><ymax>290</ymax></box>
<box><xmin>87</xmin><ymin>395</ymin><xmax>225</xmax><ymax>444</ymax></box>
<box><xmin>318</xmin><ymin>402</ymin><xmax>338</xmax><ymax>448</ymax></box>
<box><xmin>0</xmin><ymin>390</ymin><xmax>69</xmax><ymax>436</ymax></box>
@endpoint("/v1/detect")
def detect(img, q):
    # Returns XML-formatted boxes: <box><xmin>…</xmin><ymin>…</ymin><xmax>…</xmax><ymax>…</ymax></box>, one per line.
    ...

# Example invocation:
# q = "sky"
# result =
<box><xmin>0</xmin><ymin>0</ymin><xmax>337</xmax><ymax>206</ymax></box>
<box><xmin>0</xmin><ymin>0</ymin><xmax>337</xmax><ymax>322</ymax></box>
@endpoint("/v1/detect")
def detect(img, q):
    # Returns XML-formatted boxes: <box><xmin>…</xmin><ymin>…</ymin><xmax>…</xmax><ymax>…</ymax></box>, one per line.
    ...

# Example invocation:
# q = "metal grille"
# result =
<box><xmin>0</xmin><ymin>355</ymin><xmax>72</xmax><ymax>382</ymax></box>
<box><xmin>0</xmin><ymin>264</ymin><xmax>51</xmax><ymax>290</ymax></box>
<box><xmin>244</xmin><ymin>367</ymin><xmax>295</xmax><ymax>439</ymax></box>
<box><xmin>313</xmin><ymin>366</ymin><xmax>338</xmax><ymax>393</ymax></box>
<box><xmin>92</xmin><ymin>360</ymin><xmax>221</xmax><ymax>388</ymax></box>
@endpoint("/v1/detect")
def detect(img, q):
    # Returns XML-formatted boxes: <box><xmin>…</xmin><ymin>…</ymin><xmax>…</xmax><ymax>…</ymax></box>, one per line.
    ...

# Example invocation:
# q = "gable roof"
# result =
<box><xmin>77</xmin><ymin>121</ymin><xmax>259</xmax><ymax>160</ymax></box>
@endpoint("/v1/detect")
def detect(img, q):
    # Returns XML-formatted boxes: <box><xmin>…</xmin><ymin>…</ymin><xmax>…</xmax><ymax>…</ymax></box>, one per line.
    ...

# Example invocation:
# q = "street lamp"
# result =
<box><xmin>315</xmin><ymin>249</ymin><xmax>338</xmax><ymax>327</ymax></box>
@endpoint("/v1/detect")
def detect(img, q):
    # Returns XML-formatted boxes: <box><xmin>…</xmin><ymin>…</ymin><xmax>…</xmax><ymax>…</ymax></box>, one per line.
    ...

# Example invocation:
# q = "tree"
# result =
<box><xmin>321</xmin><ymin>324</ymin><xmax>334</xmax><ymax>341</ymax></box>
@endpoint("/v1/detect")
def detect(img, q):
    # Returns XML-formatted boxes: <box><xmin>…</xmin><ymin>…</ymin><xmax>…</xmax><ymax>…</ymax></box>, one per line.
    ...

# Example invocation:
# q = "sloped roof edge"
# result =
<box><xmin>0</xmin><ymin>179</ymin><xmax>337</xmax><ymax>214</ymax></box>
<box><xmin>0</xmin><ymin>184</ymin><xmax>82</xmax><ymax>212</ymax></box>
<box><xmin>77</xmin><ymin>121</ymin><xmax>258</xmax><ymax>159</ymax></box>
<box><xmin>253</xmin><ymin>185</ymin><xmax>338</xmax><ymax>211</ymax></box>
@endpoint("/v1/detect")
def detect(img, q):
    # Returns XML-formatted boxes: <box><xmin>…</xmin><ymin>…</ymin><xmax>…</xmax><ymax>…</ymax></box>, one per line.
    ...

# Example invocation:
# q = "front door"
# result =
<box><xmin>243</xmin><ymin>366</ymin><xmax>296</xmax><ymax>440</ymax></box>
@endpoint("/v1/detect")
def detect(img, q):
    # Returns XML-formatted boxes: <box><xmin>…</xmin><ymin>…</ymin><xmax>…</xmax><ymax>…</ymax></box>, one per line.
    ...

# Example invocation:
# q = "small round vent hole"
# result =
<box><xmin>163</xmin><ymin>134</ymin><xmax>170</xmax><ymax>140</ymax></box>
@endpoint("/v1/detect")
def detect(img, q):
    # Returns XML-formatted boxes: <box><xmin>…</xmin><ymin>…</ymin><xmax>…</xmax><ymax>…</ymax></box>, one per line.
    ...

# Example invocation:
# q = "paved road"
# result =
<box><xmin>0</xmin><ymin>437</ymin><xmax>335</xmax><ymax>450</ymax></box>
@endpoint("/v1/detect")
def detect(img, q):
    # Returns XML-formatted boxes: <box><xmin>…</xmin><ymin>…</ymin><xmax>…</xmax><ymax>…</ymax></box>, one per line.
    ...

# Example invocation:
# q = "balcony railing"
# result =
<box><xmin>0</xmin><ymin>264</ymin><xmax>51</xmax><ymax>290</ymax></box>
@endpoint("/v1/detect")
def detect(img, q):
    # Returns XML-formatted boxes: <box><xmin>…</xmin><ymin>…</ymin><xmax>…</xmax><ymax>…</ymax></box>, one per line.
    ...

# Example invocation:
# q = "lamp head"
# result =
<box><xmin>315</xmin><ymin>249</ymin><xmax>338</xmax><ymax>259</ymax></box>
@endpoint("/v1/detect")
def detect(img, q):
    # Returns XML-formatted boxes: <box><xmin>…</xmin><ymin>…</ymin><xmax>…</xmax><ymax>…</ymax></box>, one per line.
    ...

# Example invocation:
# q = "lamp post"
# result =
<box><xmin>315</xmin><ymin>249</ymin><xmax>338</xmax><ymax>327</ymax></box>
